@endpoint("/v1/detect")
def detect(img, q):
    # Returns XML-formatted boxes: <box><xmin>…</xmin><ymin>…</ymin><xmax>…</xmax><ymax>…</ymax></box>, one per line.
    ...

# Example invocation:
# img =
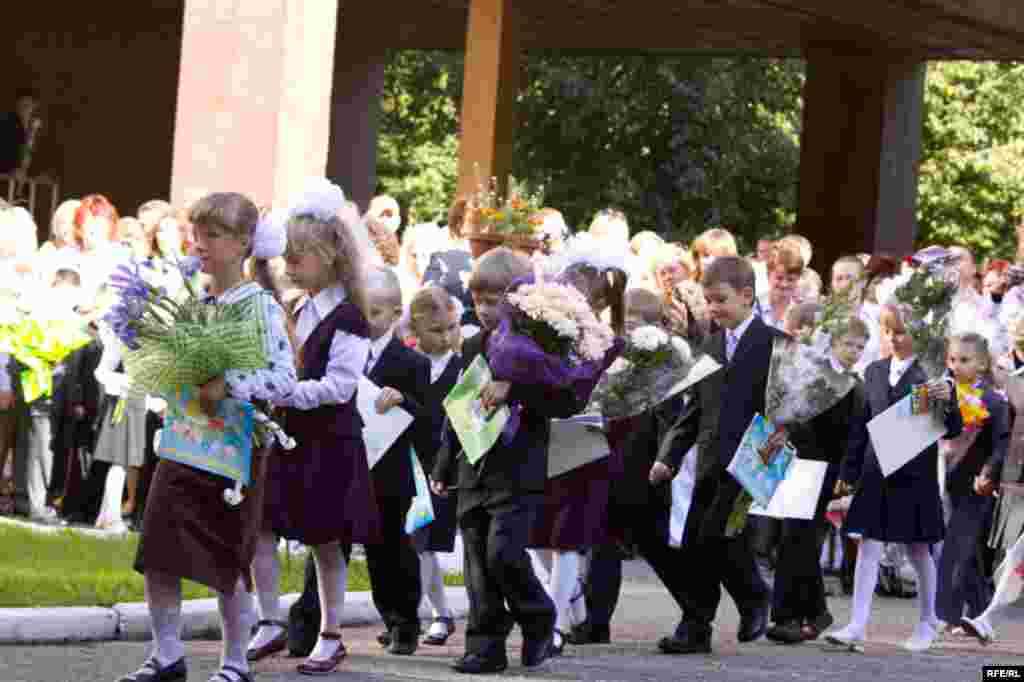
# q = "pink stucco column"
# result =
<box><xmin>170</xmin><ymin>0</ymin><xmax>339</xmax><ymax>208</ymax></box>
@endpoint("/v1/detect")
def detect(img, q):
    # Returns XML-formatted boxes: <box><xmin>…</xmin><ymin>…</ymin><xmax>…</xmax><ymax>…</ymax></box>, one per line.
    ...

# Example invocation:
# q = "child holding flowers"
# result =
<box><xmin>431</xmin><ymin>247</ymin><xmax>595</xmax><ymax>674</ymax></box>
<box><xmin>936</xmin><ymin>333</ymin><xmax>1008</xmax><ymax>635</ymax></box>
<box><xmin>246</xmin><ymin>179</ymin><xmax>380</xmax><ymax>675</ymax></box>
<box><xmin>122</xmin><ymin>192</ymin><xmax>296</xmax><ymax>682</ymax></box>
<box><xmin>825</xmin><ymin>304</ymin><xmax>962</xmax><ymax>654</ymax></box>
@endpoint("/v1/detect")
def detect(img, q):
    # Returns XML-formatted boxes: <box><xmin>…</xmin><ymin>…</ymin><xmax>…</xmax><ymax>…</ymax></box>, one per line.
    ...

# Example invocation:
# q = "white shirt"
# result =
<box><xmin>725</xmin><ymin>313</ymin><xmax>756</xmax><ymax>362</ymax></box>
<box><xmin>889</xmin><ymin>355</ymin><xmax>916</xmax><ymax>387</ymax></box>
<box><xmin>276</xmin><ymin>285</ymin><xmax>366</xmax><ymax>411</ymax></box>
<box><xmin>366</xmin><ymin>329</ymin><xmax>394</xmax><ymax>375</ymax></box>
<box><xmin>427</xmin><ymin>350</ymin><xmax>455</xmax><ymax>384</ymax></box>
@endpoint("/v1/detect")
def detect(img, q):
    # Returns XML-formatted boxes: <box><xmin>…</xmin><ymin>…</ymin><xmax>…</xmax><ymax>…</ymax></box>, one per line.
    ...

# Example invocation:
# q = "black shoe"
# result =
<box><xmin>567</xmin><ymin>622</ymin><xmax>610</xmax><ymax>645</ymax></box>
<box><xmin>388</xmin><ymin>628</ymin><xmax>419</xmax><ymax>656</ymax></box>
<box><xmin>117</xmin><ymin>657</ymin><xmax>187</xmax><ymax>682</ymax></box>
<box><xmin>738</xmin><ymin>602</ymin><xmax>769</xmax><ymax>643</ymax></box>
<box><xmin>452</xmin><ymin>652</ymin><xmax>509</xmax><ymax>674</ymax></box>
<box><xmin>765</xmin><ymin>621</ymin><xmax>804</xmax><ymax>644</ymax></box>
<box><xmin>521</xmin><ymin>632</ymin><xmax>554</xmax><ymax>668</ymax></box>
<box><xmin>657</xmin><ymin>632</ymin><xmax>711</xmax><ymax>655</ymax></box>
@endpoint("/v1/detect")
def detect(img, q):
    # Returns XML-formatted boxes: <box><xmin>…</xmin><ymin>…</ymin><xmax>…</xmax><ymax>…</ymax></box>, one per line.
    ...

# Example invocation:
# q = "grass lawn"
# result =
<box><xmin>0</xmin><ymin>524</ymin><xmax>462</xmax><ymax>608</ymax></box>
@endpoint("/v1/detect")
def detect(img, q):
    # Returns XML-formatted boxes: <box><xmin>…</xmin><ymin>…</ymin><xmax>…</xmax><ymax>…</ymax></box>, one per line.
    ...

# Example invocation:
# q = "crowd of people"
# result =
<box><xmin>0</xmin><ymin>183</ymin><xmax>1022</xmax><ymax>682</ymax></box>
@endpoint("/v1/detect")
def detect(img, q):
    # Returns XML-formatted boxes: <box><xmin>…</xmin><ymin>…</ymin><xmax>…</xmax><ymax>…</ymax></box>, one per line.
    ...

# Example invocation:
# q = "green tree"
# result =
<box><xmin>918</xmin><ymin>62</ymin><xmax>1024</xmax><ymax>261</ymax></box>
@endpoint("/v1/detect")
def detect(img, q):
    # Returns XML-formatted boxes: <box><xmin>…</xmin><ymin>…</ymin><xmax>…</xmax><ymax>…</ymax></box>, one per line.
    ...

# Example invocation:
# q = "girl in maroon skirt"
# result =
<box><xmin>246</xmin><ymin>180</ymin><xmax>380</xmax><ymax>676</ymax></box>
<box><xmin>122</xmin><ymin>193</ymin><xmax>298</xmax><ymax>682</ymax></box>
<box><xmin>528</xmin><ymin>258</ymin><xmax>627</xmax><ymax>655</ymax></box>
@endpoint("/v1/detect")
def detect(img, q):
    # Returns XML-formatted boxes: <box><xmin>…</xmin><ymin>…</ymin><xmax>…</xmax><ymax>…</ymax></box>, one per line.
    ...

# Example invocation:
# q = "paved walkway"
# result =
<box><xmin>4</xmin><ymin>563</ymin><xmax>1024</xmax><ymax>682</ymax></box>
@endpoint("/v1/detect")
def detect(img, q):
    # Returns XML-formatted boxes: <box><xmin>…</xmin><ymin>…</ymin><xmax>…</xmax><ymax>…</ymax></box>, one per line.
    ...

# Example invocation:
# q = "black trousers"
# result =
<box><xmin>685</xmin><ymin>533</ymin><xmax>768</xmax><ymax>632</ymax></box>
<box><xmin>460</xmin><ymin>493</ymin><xmax>554</xmax><ymax>656</ymax></box>
<box><xmin>585</xmin><ymin>543</ymin><xmax>623</xmax><ymax>628</ymax></box>
<box><xmin>937</xmin><ymin>494</ymin><xmax>994</xmax><ymax>623</ymax></box>
<box><xmin>771</xmin><ymin>518</ymin><xmax>830</xmax><ymax>624</ymax></box>
<box><xmin>343</xmin><ymin>494</ymin><xmax>422</xmax><ymax>638</ymax></box>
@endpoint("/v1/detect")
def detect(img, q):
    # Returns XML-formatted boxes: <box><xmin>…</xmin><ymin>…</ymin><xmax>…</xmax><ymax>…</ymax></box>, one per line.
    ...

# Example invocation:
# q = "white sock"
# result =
<box><xmin>96</xmin><ymin>464</ymin><xmax>126</xmax><ymax>528</ymax></box>
<box><xmin>550</xmin><ymin>551</ymin><xmax>580</xmax><ymax>637</ymax></box>
<box><xmin>145</xmin><ymin>572</ymin><xmax>184</xmax><ymax>666</ymax></box>
<box><xmin>248</xmin><ymin>532</ymin><xmax>283</xmax><ymax>650</ymax></box>
<box><xmin>421</xmin><ymin>552</ymin><xmax>452</xmax><ymax>619</ymax></box>
<box><xmin>309</xmin><ymin>543</ymin><xmax>347</xmax><ymax>660</ymax></box>
<box><xmin>217</xmin><ymin>580</ymin><xmax>253</xmax><ymax>675</ymax></box>
<box><xmin>843</xmin><ymin>538</ymin><xmax>883</xmax><ymax>638</ymax></box>
<box><xmin>906</xmin><ymin>543</ymin><xmax>939</xmax><ymax>628</ymax></box>
<box><xmin>530</xmin><ymin>549</ymin><xmax>553</xmax><ymax>590</ymax></box>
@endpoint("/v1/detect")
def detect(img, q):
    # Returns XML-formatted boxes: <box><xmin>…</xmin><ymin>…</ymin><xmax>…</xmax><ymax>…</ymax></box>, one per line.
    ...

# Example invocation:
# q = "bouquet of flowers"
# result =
<box><xmin>0</xmin><ymin>317</ymin><xmax>92</xmax><ymax>402</ymax></box>
<box><xmin>940</xmin><ymin>380</ymin><xmax>992</xmax><ymax>472</ymax></box>
<box><xmin>591</xmin><ymin>325</ymin><xmax>698</xmax><ymax>419</ymax></box>
<box><xmin>104</xmin><ymin>257</ymin><xmax>268</xmax><ymax>395</ymax></box>
<box><xmin>883</xmin><ymin>246</ymin><xmax>959</xmax><ymax>378</ymax></box>
<box><xmin>486</xmin><ymin>267</ymin><xmax>623</xmax><ymax>438</ymax></box>
<box><xmin>764</xmin><ymin>337</ymin><xmax>858</xmax><ymax>426</ymax></box>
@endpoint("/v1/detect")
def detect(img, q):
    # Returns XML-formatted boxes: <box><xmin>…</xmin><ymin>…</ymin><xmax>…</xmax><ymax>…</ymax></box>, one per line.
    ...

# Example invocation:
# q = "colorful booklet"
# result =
<box><xmin>157</xmin><ymin>385</ymin><xmax>255</xmax><ymax>485</ymax></box>
<box><xmin>443</xmin><ymin>355</ymin><xmax>510</xmax><ymax>465</ymax></box>
<box><xmin>726</xmin><ymin>413</ymin><xmax>796</xmax><ymax>509</ymax></box>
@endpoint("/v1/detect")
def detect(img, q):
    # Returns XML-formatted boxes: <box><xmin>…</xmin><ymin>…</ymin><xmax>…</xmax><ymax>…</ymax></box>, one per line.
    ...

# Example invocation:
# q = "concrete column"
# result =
<box><xmin>326</xmin><ymin>2</ymin><xmax>386</xmax><ymax>213</ymax></box>
<box><xmin>170</xmin><ymin>0</ymin><xmax>339</xmax><ymax>208</ymax></box>
<box><xmin>456</xmin><ymin>0</ymin><xmax>521</xmax><ymax>198</ymax></box>
<box><xmin>797</xmin><ymin>52</ymin><xmax>926</xmax><ymax>271</ymax></box>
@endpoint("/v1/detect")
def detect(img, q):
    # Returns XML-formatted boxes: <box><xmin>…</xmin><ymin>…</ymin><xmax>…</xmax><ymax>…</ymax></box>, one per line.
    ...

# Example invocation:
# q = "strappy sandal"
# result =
<box><xmin>117</xmin><ymin>657</ymin><xmax>187</xmax><ymax>682</ymax></box>
<box><xmin>297</xmin><ymin>632</ymin><xmax>348</xmax><ymax>676</ymax></box>
<box><xmin>246</xmin><ymin>619</ymin><xmax>288</xmax><ymax>661</ymax></box>
<box><xmin>208</xmin><ymin>665</ymin><xmax>253</xmax><ymax>682</ymax></box>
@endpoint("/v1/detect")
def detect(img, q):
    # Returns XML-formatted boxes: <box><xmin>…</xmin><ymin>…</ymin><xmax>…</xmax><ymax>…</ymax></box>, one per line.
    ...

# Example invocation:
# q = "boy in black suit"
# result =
<box><xmin>432</xmin><ymin>247</ymin><xmax>584</xmax><ymax>674</ymax></box>
<box><xmin>356</xmin><ymin>265</ymin><xmax>433</xmax><ymax>655</ymax></box>
<box><xmin>651</xmin><ymin>256</ymin><xmax>783</xmax><ymax>654</ymax></box>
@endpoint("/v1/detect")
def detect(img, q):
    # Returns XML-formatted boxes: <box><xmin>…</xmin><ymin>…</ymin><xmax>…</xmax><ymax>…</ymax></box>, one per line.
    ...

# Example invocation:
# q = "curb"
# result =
<box><xmin>0</xmin><ymin>588</ymin><xmax>469</xmax><ymax>644</ymax></box>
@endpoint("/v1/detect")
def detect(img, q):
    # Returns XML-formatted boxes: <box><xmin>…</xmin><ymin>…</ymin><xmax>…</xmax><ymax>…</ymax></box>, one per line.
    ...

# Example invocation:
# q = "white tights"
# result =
<box><xmin>419</xmin><ymin>551</ymin><xmax>452</xmax><ymax>620</ymax></box>
<box><xmin>530</xmin><ymin>550</ymin><xmax>585</xmax><ymax>642</ymax></box>
<box><xmin>144</xmin><ymin>572</ymin><xmax>253</xmax><ymax>676</ymax></box>
<box><xmin>841</xmin><ymin>539</ymin><xmax>938</xmax><ymax>638</ymax></box>
<box><xmin>250</xmin><ymin>533</ymin><xmax>347</xmax><ymax>660</ymax></box>
<box><xmin>95</xmin><ymin>464</ymin><xmax>126</xmax><ymax>529</ymax></box>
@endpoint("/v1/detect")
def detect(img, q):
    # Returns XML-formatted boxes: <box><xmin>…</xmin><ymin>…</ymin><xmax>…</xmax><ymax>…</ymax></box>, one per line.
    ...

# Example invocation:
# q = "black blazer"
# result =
<box><xmin>418</xmin><ymin>353</ymin><xmax>465</xmax><ymax>476</ymax></box>
<box><xmin>422</xmin><ymin>250</ymin><xmax>479</xmax><ymax>327</ymax></box>
<box><xmin>432</xmin><ymin>329</ymin><xmax>585</xmax><ymax>513</ymax></box>
<box><xmin>659</xmin><ymin>315</ymin><xmax>787</xmax><ymax>543</ymax></box>
<box><xmin>367</xmin><ymin>335</ymin><xmax>432</xmax><ymax>500</ymax></box>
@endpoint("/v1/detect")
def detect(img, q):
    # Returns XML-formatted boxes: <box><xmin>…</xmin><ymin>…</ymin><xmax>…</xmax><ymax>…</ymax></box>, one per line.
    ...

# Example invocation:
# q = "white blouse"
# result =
<box><xmin>274</xmin><ymin>285</ymin><xmax>368</xmax><ymax>411</ymax></box>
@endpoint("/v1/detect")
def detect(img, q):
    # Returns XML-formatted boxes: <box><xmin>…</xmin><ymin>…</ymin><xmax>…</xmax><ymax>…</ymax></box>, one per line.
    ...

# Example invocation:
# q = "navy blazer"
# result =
<box><xmin>945</xmin><ymin>387</ymin><xmax>1009</xmax><ymax>498</ymax></box>
<box><xmin>367</xmin><ymin>335</ymin><xmax>432</xmax><ymax>500</ymax></box>
<box><xmin>659</xmin><ymin>315</ymin><xmax>787</xmax><ymax>543</ymax></box>
<box><xmin>432</xmin><ymin>329</ymin><xmax>585</xmax><ymax>514</ymax></box>
<box><xmin>840</xmin><ymin>358</ymin><xmax>963</xmax><ymax>487</ymax></box>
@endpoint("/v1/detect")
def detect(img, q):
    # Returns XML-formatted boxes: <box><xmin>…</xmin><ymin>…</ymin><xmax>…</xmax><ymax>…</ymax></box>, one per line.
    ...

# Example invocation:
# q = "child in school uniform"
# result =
<box><xmin>246</xmin><ymin>182</ymin><xmax>381</xmax><ymax>676</ymax></box>
<box><xmin>573</xmin><ymin>287</ymin><xmax>691</xmax><ymax>646</ymax></box>
<box><xmin>824</xmin><ymin>304</ymin><xmax>963</xmax><ymax>654</ymax></box>
<box><xmin>122</xmin><ymin>192</ymin><xmax>297</xmax><ymax>682</ymax></box>
<box><xmin>652</xmin><ymin>256</ymin><xmax>783</xmax><ymax>655</ymax></box>
<box><xmin>407</xmin><ymin>286</ymin><xmax>465</xmax><ymax>646</ymax></box>
<box><xmin>765</xmin><ymin>317</ymin><xmax>870</xmax><ymax>644</ymax></box>
<box><xmin>432</xmin><ymin>247</ymin><xmax>585</xmax><ymax>674</ymax></box>
<box><xmin>359</xmin><ymin>265</ymin><xmax>432</xmax><ymax>655</ymax></box>
<box><xmin>936</xmin><ymin>333</ymin><xmax>1008</xmax><ymax>636</ymax></box>
<box><xmin>527</xmin><ymin>258</ymin><xmax>628</xmax><ymax>656</ymax></box>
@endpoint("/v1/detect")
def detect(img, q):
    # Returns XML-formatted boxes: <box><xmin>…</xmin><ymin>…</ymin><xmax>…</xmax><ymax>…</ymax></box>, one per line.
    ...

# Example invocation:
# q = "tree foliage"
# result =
<box><xmin>918</xmin><ymin>62</ymin><xmax>1024</xmax><ymax>261</ymax></box>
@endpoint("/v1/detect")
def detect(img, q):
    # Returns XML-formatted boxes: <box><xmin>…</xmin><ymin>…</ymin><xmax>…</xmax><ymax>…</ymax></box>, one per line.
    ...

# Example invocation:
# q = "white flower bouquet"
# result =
<box><xmin>764</xmin><ymin>336</ymin><xmax>857</xmax><ymax>426</ymax></box>
<box><xmin>591</xmin><ymin>324</ymin><xmax>698</xmax><ymax>419</ymax></box>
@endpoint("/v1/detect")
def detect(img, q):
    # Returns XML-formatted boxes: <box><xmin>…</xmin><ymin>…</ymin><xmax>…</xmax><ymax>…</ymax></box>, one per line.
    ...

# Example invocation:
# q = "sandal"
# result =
<box><xmin>246</xmin><ymin>619</ymin><xmax>288</xmax><ymax>661</ymax></box>
<box><xmin>117</xmin><ymin>657</ymin><xmax>187</xmax><ymax>682</ymax></box>
<box><xmin>297</xmin><ymin>632</ymin><xmax>348</xmax><ymax>676</ymax></box>
<box><xmin>209</xmin><ymin>665</ymin><xmax>253</xmax><ymax>682</ymax></box>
